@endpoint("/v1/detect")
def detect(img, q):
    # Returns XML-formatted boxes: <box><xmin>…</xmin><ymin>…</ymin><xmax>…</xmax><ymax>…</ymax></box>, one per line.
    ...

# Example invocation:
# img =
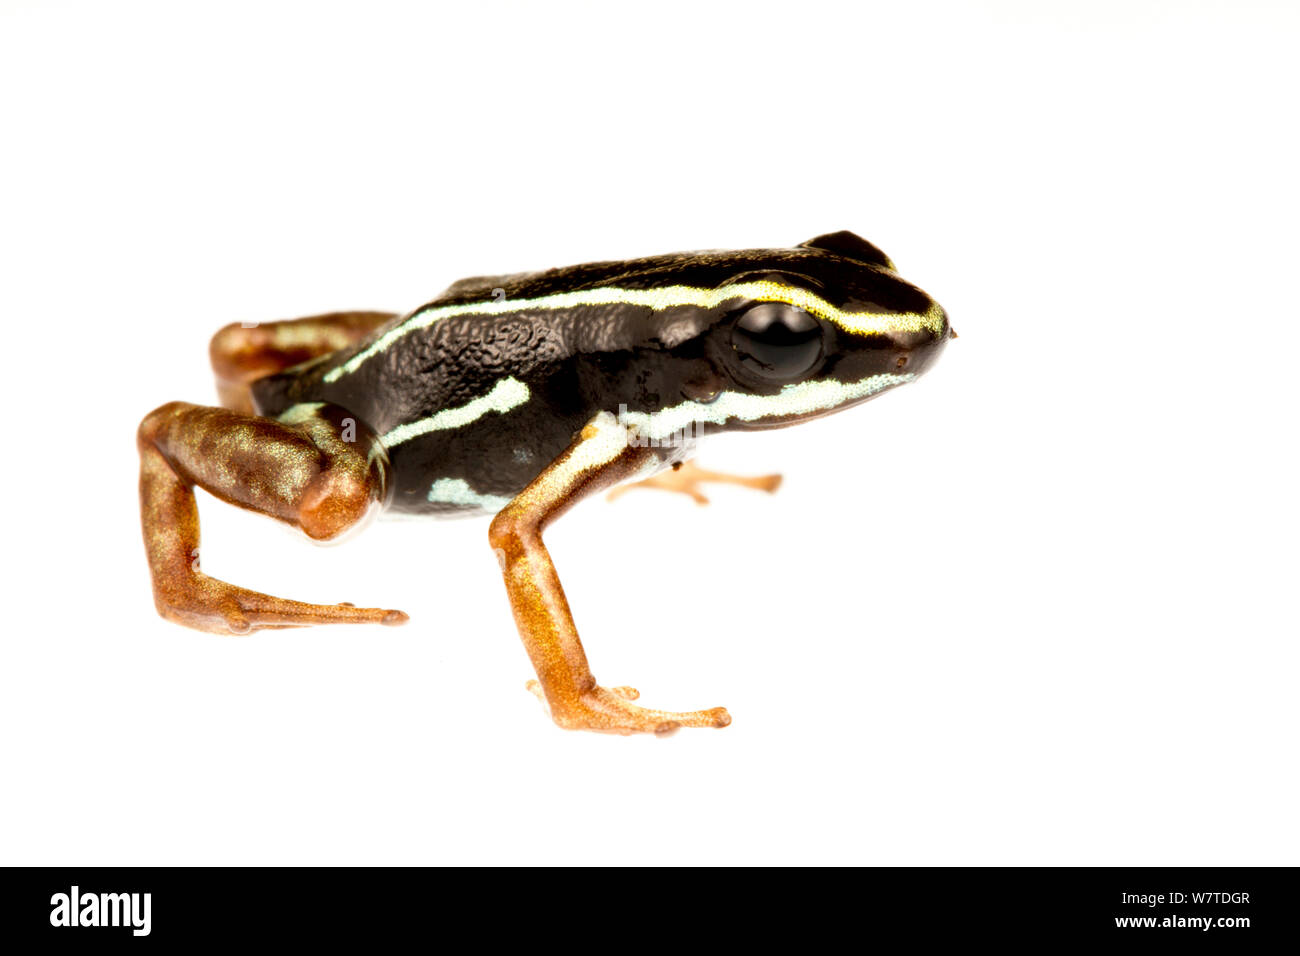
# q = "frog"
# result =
<box><xmin>137</xmin><ymin>231</ymin><xmax>953</xmax><ymax>735</ymax></box>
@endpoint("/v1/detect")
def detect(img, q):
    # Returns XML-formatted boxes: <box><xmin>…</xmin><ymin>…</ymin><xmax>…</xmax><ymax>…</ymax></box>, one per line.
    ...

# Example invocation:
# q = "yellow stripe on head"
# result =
<box><xmin>325</xmin><ymin>281</ymin><xmax>943</xmax><ymax>383</ymax></box>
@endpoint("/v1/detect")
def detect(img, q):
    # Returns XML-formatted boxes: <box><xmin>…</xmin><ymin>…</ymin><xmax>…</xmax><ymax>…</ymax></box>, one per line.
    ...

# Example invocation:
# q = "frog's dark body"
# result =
<box><xmin>139</xmin><ymin>231</ymin><xmax>953</xmax><ymax>733</ymax></box>
<box><xmin>249</xmin><ymin>242</ymin><xmax>940</xmax><ymax>515</ymax></box>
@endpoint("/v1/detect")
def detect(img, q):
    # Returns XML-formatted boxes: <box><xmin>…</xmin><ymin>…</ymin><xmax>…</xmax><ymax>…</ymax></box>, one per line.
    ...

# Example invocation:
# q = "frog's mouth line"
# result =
<box><xmin>728</xmin><ymin>395</ymin><xmax>894</xmax><ymax>430</ymax></box>
<box><xmin>710</xmin><ymin>376</ymin><xmax>913</xmax><ymax>431</ymax></box>
<box><xmin>617</xmin><ymin>372</ymin><xmax>916</xmax><ymax>441</ymax></box>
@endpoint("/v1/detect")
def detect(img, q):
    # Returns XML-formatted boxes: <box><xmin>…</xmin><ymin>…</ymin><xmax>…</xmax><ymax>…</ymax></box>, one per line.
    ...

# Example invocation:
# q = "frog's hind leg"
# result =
<box><xmin>605</xmin><ymin>460</ymin><xmax>782</xmax><ymax>505</ymax></box>
<box><xmin>210</xmin><ymin>310</ymin><xmax>397</xmax><ymax>412</ymax></box>
<box><xmin>138</xmin><ymin>400</ymin><xmax>407</xmax><ymax>634</ymax></box>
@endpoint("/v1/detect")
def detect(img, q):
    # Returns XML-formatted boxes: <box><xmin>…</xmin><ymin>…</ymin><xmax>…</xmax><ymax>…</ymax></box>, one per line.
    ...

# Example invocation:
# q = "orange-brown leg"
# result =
<box><xmin>489</xmin><ymin>414</ymin><xmax>731</xmax><ymax>735</ymax></box>
<box><xmin>138</xmin><ymin>400</ymin><xmax>407</xmax><ymax>634</ymax></box>
<box><xmin>606</xmin><ymin>459</ymin><xmax>782</xmax><ymax>505</ymax></box>
<box><xmin>210</xmin><ymin>311</ymin><xmax>397</xmax><ymax>412</ymax></box>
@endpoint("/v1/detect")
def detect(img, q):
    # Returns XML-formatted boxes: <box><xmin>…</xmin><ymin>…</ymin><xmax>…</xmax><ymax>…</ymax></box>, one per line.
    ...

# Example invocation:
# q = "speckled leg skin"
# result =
<box><xmin>489</xmin><ymin>418</ymin><xmax>731</xmax><ymax>735</ymax></box>
<box><xmin>210</xmin><ymin>310</ymin><xmax>397</xmax><ymax>412</ymax></box>
<box><xmin>137</xmin><ymin>401</ymin><xmax>407</xmax><ymax>634</ymax></box>
<box><xmin>606</xmin><ymin>459</ymin><xmax>782</xmax><ymax>505</ymax></box>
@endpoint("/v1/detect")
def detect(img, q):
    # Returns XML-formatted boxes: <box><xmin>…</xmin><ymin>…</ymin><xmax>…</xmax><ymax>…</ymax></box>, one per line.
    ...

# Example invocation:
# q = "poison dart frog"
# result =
<box><xmin>137</xmin><ymin>231</ymin><xmax>952</xmax><ymax>734</ymax></box>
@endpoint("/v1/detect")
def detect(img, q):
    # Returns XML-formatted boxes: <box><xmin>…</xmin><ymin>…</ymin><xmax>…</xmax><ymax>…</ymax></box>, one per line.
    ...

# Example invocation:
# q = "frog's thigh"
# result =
<box><xmin>137</xmin><ymin>401</ymin><xmax>406</xmax><ymax>634</ymax></box>
<box><xmin>488</xmin><ymin>415</ymin><xmax>731</xmax><ymax>735</ymax></box>
<box><xmin>210</xmin><ymin>310</ymin><xmax>397</xmax><ymax>412</ymax></box>
<box><xmin>606</xmin><ymin>459</ymin><xmax>782</xmax><ymax>505</ymax></box>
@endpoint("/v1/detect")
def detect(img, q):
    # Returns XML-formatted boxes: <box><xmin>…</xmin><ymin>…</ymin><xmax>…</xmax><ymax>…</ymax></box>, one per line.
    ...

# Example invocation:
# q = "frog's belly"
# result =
<box><xmin>381</xmin><ymin>403</ymin><xmax>583</xmax><ymax>517</ymax></box>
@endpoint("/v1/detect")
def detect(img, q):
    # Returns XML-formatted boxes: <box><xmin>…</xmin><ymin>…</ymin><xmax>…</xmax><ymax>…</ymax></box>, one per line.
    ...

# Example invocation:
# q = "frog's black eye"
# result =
<box><xmin>730</xmin><ymin>303</ymin><xmax>824</xmax><ymax>382</ymax></box>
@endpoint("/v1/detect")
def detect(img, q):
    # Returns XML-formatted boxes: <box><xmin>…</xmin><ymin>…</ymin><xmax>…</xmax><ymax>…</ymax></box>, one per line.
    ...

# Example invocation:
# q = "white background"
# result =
<box><xmin>2</xmin><ymin>0</ymin><xmax>1296</xmax><ymax>866</ymax></box>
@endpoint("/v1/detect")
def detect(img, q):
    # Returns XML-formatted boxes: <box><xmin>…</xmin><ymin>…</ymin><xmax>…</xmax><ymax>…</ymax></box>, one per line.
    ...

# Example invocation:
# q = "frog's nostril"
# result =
<box><xmin>895</xmin><ymin>355</ymin><xmax>909</xmax><ymax>369</ymax></box>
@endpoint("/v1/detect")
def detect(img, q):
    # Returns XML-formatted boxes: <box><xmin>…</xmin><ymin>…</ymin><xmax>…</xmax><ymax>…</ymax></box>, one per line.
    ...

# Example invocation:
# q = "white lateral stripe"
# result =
<box><xmin>381</xmin><ymin>377</ymin><xmax>530</xmax><ymax>448</ymax></box>
<box><xmin>567</xmin><ymin>411</ymin><xmax>630</xmax><ymax>472</ymax></box>
<box><xmin>618</xmin><ymin>373</ymin><xmax>915</xmax><ymax>440</ymax></box>
<box><xmin>324</xmin><ymin>281</ymin><xmax>943</xmax><ymax>383</ymax></box>
<box><xmin>426</xmin><ymin>478</ymin><xmax>513</xmax><ymax>512</ymax></box>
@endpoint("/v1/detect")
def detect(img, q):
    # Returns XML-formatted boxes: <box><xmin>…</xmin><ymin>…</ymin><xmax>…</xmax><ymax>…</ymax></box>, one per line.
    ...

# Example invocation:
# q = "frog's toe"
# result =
<box><xmin>527</xmin><ymin>681</ymin><xmax>731</xmax><ymax>734</ymax></box>
<box><xmin>336</xmin><ymin>602</ymin><xmax>407</xmax><ymax>625</ymax></box>
<box><xmin>606</xmin><ymin>461</ymin><xmax>781</xmax><ymax>506</ymax></box>
<box><xmin>232</xmin><ymin>589</ymin><xmax>401</xmax><ymax>628</ymax></box>
<box><xmin>157</xmin><ymin>574</ymin><xmax>405</xmax><ymax>633</ymax></box>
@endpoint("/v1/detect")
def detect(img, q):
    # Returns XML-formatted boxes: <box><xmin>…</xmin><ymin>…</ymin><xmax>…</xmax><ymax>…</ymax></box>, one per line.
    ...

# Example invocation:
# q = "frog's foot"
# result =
<box><xmin>606</xmin><ymin>460</ymin><xmax>782</xmax><ymax>506</ymax></box>
<box><xmin>525</xmin><ymin>680</ymin><xmax>731</xmax><ymax>736</ymax></box>
<box><xmin>156</xmin><ymin>574</ymin><xmax>408</xmax><ymax>635</ymax></box>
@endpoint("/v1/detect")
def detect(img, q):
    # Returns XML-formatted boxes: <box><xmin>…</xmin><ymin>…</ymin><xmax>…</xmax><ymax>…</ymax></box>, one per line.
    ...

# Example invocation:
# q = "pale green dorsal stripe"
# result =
<box><xmin>324</xmin><ymin>281</ymin><xmax>944</xmax><ymax>383</ymax></box>
<box><xmin>381</xmin><ymin>377</ymin><xmax>530</xmax><ymax>448</ymax></box>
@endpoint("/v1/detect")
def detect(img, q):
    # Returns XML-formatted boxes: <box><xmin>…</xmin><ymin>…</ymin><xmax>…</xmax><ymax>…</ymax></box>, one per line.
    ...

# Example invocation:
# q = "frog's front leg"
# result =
<box><xmin>138</xmin><ymin>401</ymin><xmax>407</xmax><ymax>633</ymax></box>
<box><xmin>489</xmin><ymin>414</ymin><xmax>731</xmax><ymax>735</ymax></box>
<box><xmin>605</xmin><ymin>460</ymin><xmax>782</xmax><ymax>505</ymax></box>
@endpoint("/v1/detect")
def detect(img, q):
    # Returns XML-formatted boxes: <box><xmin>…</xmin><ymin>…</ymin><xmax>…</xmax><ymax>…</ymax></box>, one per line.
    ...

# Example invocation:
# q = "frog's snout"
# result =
<box><xmin>889</xmin><ymin>306</ymin><xmax>951</xmax><ymax>376</ymax></box>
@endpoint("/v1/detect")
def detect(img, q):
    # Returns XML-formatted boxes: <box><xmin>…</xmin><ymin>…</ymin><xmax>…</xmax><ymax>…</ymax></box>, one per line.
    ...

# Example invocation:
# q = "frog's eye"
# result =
<box><xmin>730</xmin><ymin>303</ymin><xmax>824</xmax><ymax>382</ymax></box>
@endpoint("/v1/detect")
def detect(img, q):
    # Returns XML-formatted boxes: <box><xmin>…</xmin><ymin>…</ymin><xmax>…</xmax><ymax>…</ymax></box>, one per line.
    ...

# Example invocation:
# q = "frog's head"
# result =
<box><xmin>675</xmin><ymin>231</ymin><xmax>952</xmax><ymax>431</ymax></box>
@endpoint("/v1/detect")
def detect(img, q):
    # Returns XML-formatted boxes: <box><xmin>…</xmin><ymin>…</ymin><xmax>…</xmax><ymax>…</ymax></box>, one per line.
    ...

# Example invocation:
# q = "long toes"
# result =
<box><xmin>619</xmin><ymin>703</ymin><xmax>732</xmax><ymax>733</ymax></box>
<box><xmin>226</xmin><ymin>586</ymin><xmax>407</xmax><ymax>629</ymax></box>
<box><xmin>320</xmin><ymin>600</ymin><xmax>407</xmax><ymax>627</ymax></box>
<box><xmin>670</xmin><ymin>706</ymin><xmax>730</xmax><ymax>729</ymax></box>
<box><xmin>523</xmin><ymin>682</ymin><xmax>730</xmax><ymax>733</ymax></box>
<box><xmin>632</xmin><ymin>705</ymin><xmax>730</xmax><ymax>734</ymax></box>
